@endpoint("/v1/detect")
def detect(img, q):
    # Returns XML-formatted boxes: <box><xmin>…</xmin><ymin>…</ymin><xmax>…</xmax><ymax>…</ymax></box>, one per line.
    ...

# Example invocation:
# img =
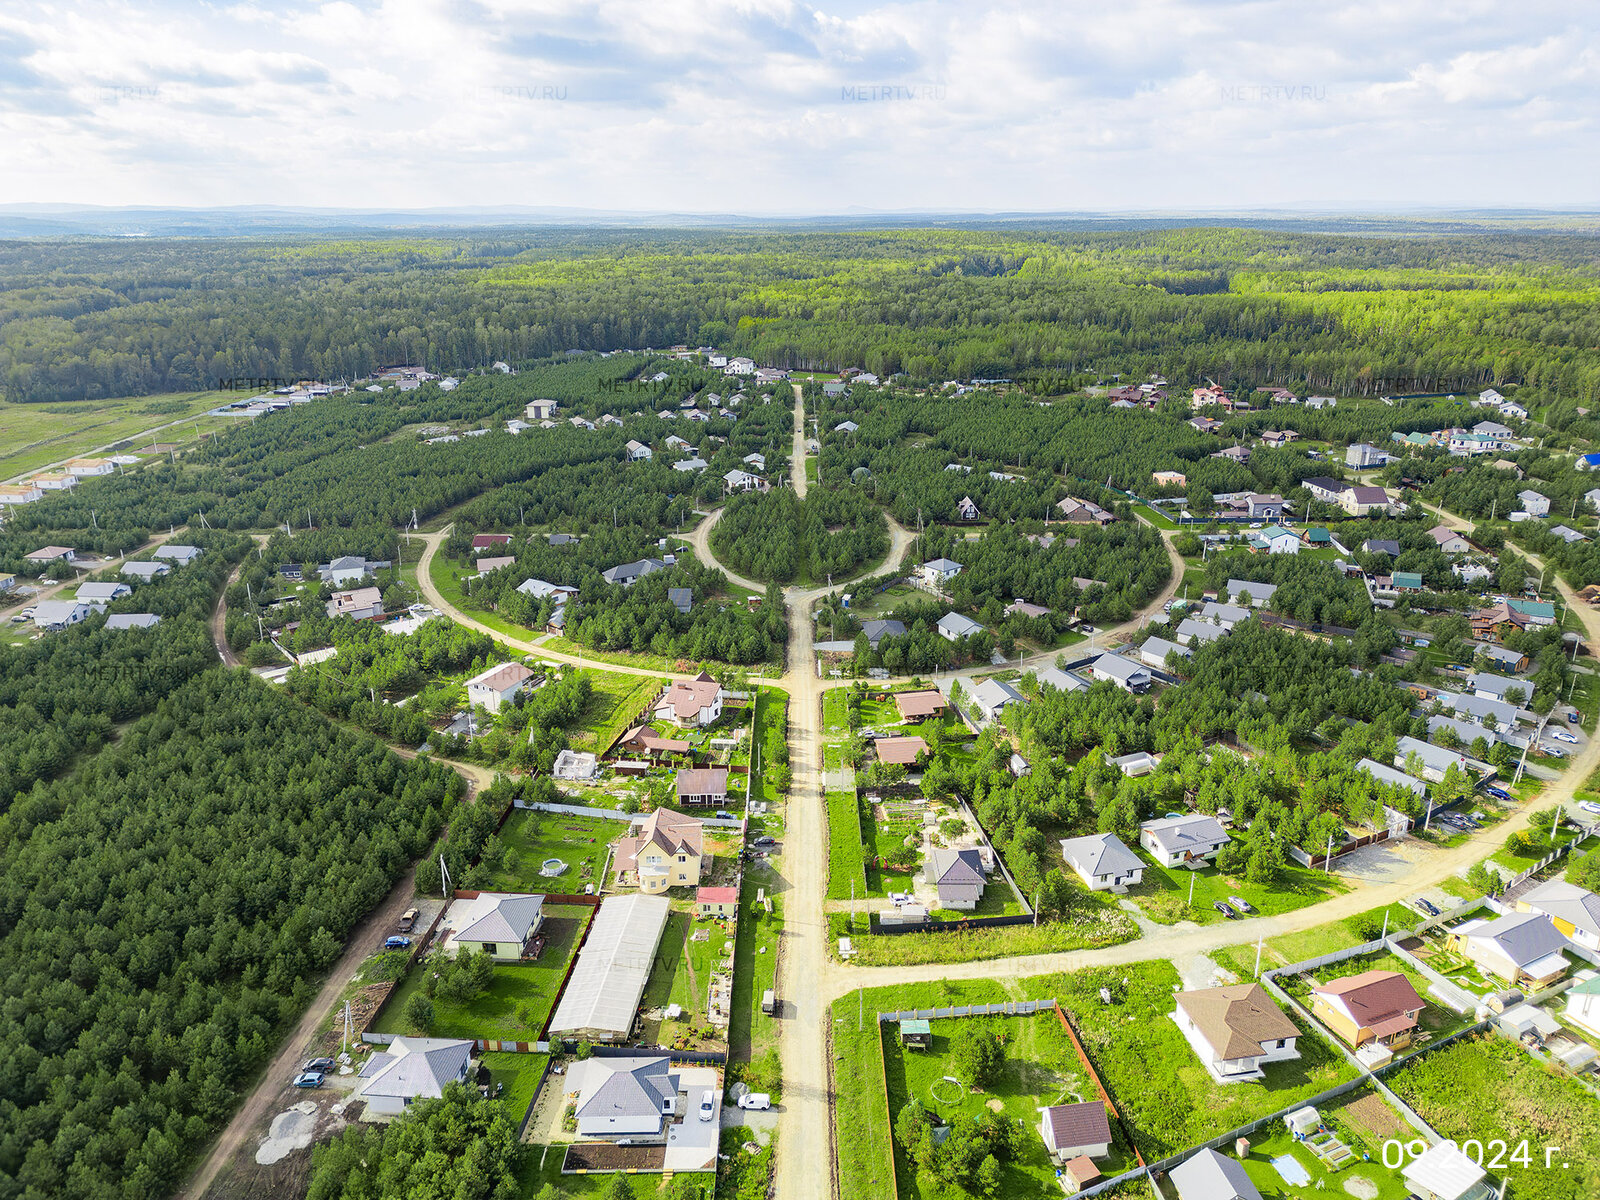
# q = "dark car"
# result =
<box><xmin>384</xmin><ymin>935</ymin><xmax>411</xmax><ymax>950</ymax></box>
<box><xmin>1485</xmin><ymin>787</ymin><xmax>1511</xmax><ymax>802</ymax></box>
<box><xmin>1213</xmin><ymin>901</ymin><xmax>1238</xmax><ymax>919</ymax></box>
<box><xmin>752</xmin><ymin>835</ymin><xmax>777</xmax><ymax>847</ymax></box>
<box><xmin>304</xmin><ymin>1057</ymin><xmax>336</xmax><ymax>1073</ymax></box>
<box><xmin>1415</xmin><ymin>898</ymin><xmax>1440</xmax><ymax>917</ymax></box>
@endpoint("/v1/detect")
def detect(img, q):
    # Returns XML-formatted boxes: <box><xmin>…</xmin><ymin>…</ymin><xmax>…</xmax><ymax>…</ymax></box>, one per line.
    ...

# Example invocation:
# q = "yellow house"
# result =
<box><xmin>616</xmin><ymin>809</ymin><xmax>704</xmax><ymax>894</ymax></box>
<box><xmin>1308</xmin><ymin>969</ymin><xmax>1426</xmax><ymax>1049</ymax></box>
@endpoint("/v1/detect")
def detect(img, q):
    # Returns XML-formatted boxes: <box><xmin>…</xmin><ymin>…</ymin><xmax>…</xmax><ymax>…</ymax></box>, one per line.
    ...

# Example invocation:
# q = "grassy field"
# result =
<box><xmin>0</xmin><ymin>390</ymin><xmax>239</xmax><ymax>480</ymax></box>
<box><xmin>728</xmin><ymin>871</ymin><xmax>784</xmax><ymax>1089</ymax></box>
<box><xmin>883</xmin><ymin>1013</ymin><xmax>1139</xmax><ymax>1200</ymax></box>
<box><xmin>571</xmin><ymin>669</ymin><xmax>659</xmax><ymax>754</ymax></box>
<box><xmin>827</xmin><ymin>789</ymin><xmax>869</xmax><ymax>900</ymax></box>
<box><xmin>1229</xmin><ymin>1117</ymin><xmax>1413</xmax><ymax>1200</ymax></box>
<box><xmin>480</xmin><ymin>1050</ymin><xmax>547</xmax><ymax>1127</ymax></box>
<box><xmin>752</xmin><ymin>685</ymin><xmax>789</xmax><ymax>805</ymax></box>
<box><xmin>1211</xmin><ymin>899</ymin><xmax>1421</xmax><ymax>980</ymax></box>
<box><xmin>1053</xmin><ymin>961</ymin><xmax>1355</xmax><ymax>1161</ymax></box>
<box><xmin>485</xmin><ymin>809</ymin><xmax>617</xmax><ymax>894</ymax></box>
<box><xmin>1386</xmin><ymin>1034</ymin><xmax>1600</xmax><ymax>1200</ymax></box>
<box><xmin>861</xmin><ymin>802</ymin><xmax>921</xmax><ymax>898</ymax></box>
<box><xmin>373</xmin><ymin>905</ymin><xmax>591</xmax><ymax>1040</ymax></box>
<box><xmin>830</xmin><ymin>906</ymin><xmax>1136</xmax><ymax>966</ymax></box>
<box><xmin>1126</xmin><ymin>854</ymin><xmax>1349</xmax><ymax>926</ymax></box>
<box><xmin>831</xmin><ymin>997</ymin><xmax>906</xmax><ymax>1200</ymax></box>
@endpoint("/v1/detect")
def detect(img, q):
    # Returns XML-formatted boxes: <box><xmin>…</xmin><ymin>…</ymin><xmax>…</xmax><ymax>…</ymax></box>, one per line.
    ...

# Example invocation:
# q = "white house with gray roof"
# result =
<box><xmin>1060</xmin><ymin>832</ymin><xmax>1144</xmax><ymax>892</ymax></box>
<box><xmin>1139</xmin><ymin>636</ymin><xmax>1192</xmax><ymax>668</ymax></box>
<box><xmin>1171</xmin><ymin>1148</ymin><xmax>1264</xmax><ymax>1200</ymax></box>
<box><xmin>1394</xmin><ymin>736</ymin><xmax>1472</xmax><ymax>784</ymax></box>
<box><xmin>1357</xmin><ymin>757</ymin><xmax>1426</xmax><ymax>799</ymax></box>
<box><xmin>1090</xmin><ymin>653</ymin><xmax>1152</xmax><ymax>692</ymax></box>
<box><xmin>1224</xmin><ymin>579</ymin><xmax>1277</xmax><ymax>607</ymax></box>
<box><xmin>1467</xmin><ymin>673</ymin><xmax>1527</xmax><ymax>704</ymax></box>
<box><xmin>441</xmin><ymin>892</ymin><xmax>545</xmax><ymax>961</ymax></box>
<box><xmin>1175</xmin><ymin>618</ymin><xmax>1229</xmax><ymax>646</ymax></box>
<box><xmin>1139</xmin><ymin>814</ymin><xmax>1231</xmax><ymax>868</ymax></box>
<box><xmin>937</xmin><ymin>612</ymin><xmax>984</xmax><ymax>641</ymax></box>
<box><xmin>969</xmin><ymin>677</ymin><xmax>1024</xmax><ymax>723</ymax></box>
<box><xmin>569</xmin><ymin>1055</ymin><xmax>681</xmax><ymax>1139</ymax></box>
<box><xmin>356</xmin><ymin>1037</ymin><xmax>473</xmax><ymax>1117</ymax></box>
<box><xmin>1517</xmin><ymin>880</ymin><xmax>1600</xmax><ymax>952</ymax></box>
<box><xmin>1449</xmin><ymin>911</ymin><xmax>1571</xmax><ymax>987</ymax></box>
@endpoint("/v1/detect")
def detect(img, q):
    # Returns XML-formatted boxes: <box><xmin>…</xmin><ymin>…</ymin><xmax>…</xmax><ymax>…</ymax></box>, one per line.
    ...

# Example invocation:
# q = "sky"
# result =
<box><xmin>0</xmin><ymin>0</ymin><xmax>1596</xmax><ymax>214</ymax></box>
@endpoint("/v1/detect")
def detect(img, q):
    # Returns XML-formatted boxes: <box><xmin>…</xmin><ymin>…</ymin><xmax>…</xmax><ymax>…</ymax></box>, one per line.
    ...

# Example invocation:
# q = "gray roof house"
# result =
<box><xmin>571</xmin><ymin>1056</ymin><xmax>681</xmax><ymax>1139</ymax></box>
<box><xmin>1519</xmin><ymin>880</ymin><xmax>1600</xmax><ymax>951</ymax></box>
<box><xmin>1451</xmin><ymin>912</ymin><xmax>1571</xmax><ymax>986</ymax></box>
<box><xmin>667</xmin><ymin>587</ymin><xmax>693</xmax><ymax>614</ymax></box>
<box><xmin>1060</xmin><ymin>832</ymin><xmax>1144</xmax><ymax>892</ymax></box>
<box><xmin>1175</xmin><ymin>617</ymin><xmax>1229</xmax><ymax>646</ymax></box>
<box><xmin>1224</xmin><ymin>579</ymin><xmax>1277</xmax><ymax>607</ymax></box>
<box><xmin>1199</xmin><ymin>601</ymin><xmax>1251</xmax><ymax>628</ymax></box>
<box><xmin>1357</xmin><ymin>757</ymin><xmax>1426</xmax><ymax>799</ymax></box>
<box><xmin>925</xmin><ymin>848</ymin><xmax>987</xmax><ymax>910</ymax></box>
<box><xmin>1395</xmin><ymin>735</ymin><xmax>1472</xmax><ymax>784</ymax></box>
<box><xmin>121</xmin><ymin>561</ymin><xmax>170</xmax><ymax>581</ymax></box>
<box><xmin>860</xmin><ymin>618</ymin><xmax>906</xmax><ymax>647</ymax></box>
<box><xmin>77</xmin><ymin>581</ymin><xmax>131</xmax><ymax>604</ymax></box>
<box><xmin>1443</xmin><ymin>691</ymin><xmax>1522</xmax><ymax>728</ymax></box>
<box><xmin>151</xmin><ymin>544</ymin><xmax>203</xmax><ymax>566</ymax></box>
<box><xmin>1362</xmin><ymin>539</ymin><xmax>1402</xmax><ymax>556</ymax></box>
<box><xmin>356</xmin><ymin>1037</ymin><xmax>473</xmax><ymax>1116</ymax></box>
<box><xmin>602</xmin><ymin>558</ymin><xmax>666</xmax><ymax>586</ymax></box>
<box><xmin>1139</xmin><ymin>636</ymin><xmax>1192</xmax><ymax>668</ymax></box>
<box><xmin>1030</xmin><ymin>665</ymin><xmax>1088</xmax><ymax>693</ymax></box>
<box><xmin>1467</xmin><ymin>673</ymin><xmax>1526</xmax><ymax>703</ymax></box>
<box><xmin>1090</xmin><ymin>653</ymin><xmax>1152</xmax><ymax>691</ymax></box>
<box><xmin>1171</xmin><ymin>1148</ymin><xmax>1264</xmax><ymax>1200</ymax></box>
<box><xmin>937</xmin><ymin>612</ymin><xmax>984</xmax><ymax>641</ymax></box>
<box><xmin>33</xmin><ymin>600</ymin><xmax>91</xmax><ymax>630</ymax></box>
<box><xmin>105</xmin><ymin>613</ymin><xmax>161</xmax><ymax>630</ymax></box>
<box><xmin>1139</xmin><ymin>814</ymin><xmax>1231</xmax><ymax>868</ymax></box>
<box><xmin>970</xmin><ymin>677</ymin><xmax>1025</xmax><ymax>722</ymax></box>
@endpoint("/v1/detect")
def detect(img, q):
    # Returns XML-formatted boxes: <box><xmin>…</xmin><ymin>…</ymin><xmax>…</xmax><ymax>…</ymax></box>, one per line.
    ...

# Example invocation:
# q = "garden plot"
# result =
<box><xmin>483</xmin><ymin>809</ymin><xmax>617</xmax><ymax>895</ymax></box>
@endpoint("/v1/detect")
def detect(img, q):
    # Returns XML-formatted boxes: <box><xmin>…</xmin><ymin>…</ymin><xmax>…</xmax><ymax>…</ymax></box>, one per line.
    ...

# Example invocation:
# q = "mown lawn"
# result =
<box><xmin>485</xmin><ymin>809</ymin><xmax>616</xmax><ymax>894</ymax></box>
<box><xmin>1211</xmin><ymin>900</ymin><xmax>1420</xmax><ymax>980</ymax></box>
<box><xmin>827</xmin><ymin>789</ymin><xmax>869</xmax><ymax>900</ymax></box>
<box><xmin>1126</xmin><ymin>854</ymin><xmax>1348</xmax><ymax>926</ymax></box>
<box><xmin>373</xmin><ymin>906</ymin><xmax>590</xmax><ymax>1040</ymax></box>
<box><xmin>480</xmin><ymin>1050</ymin><xmax>547</xmax><ymax>1127</ymax></box>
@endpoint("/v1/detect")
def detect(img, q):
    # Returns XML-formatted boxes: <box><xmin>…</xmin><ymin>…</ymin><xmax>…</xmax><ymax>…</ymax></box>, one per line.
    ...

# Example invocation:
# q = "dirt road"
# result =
<box><xmin>682</xmin><ymin>507</ymin><xmax>767</xmax><ymax>593</ymax></box>
<box><xmin>792</xmin><ymin>384</ymin><xmax>809</xmax><ymax>501</ymax></box>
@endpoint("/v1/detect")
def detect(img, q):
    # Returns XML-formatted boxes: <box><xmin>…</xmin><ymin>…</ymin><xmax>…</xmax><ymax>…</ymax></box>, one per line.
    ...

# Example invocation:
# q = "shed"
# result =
<box><xmin>898</xmin><ymin>1018</ymin><xmax>931</xmax><ymax>1049</ymax></box>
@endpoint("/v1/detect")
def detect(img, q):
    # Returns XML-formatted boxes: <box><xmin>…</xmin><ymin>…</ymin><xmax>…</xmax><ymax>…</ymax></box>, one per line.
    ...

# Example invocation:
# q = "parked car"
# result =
<box><xmin>1542</xmin><ymin>745</ymin><xmax>1567</xmax><ymax>758</ymax></box>
<box><xmin>384</xmin><ymin>935</ymin><xmax>411</xmax><ymax>950</ymax></box>
<box><xmin>304</xmin><ymin>1057</ymin><xmax>336</xmax><ymax>1073</ymax></box>
<box><xmin>1213</xmin><ymin>901</ymin><xmax>1238</xmax><ymax>919</ymax></box>
<box><xmin>1228</xmin><ymin>896</ymin><xmax>1255</xmax><ymax>914</ymax></box>
<box><xmin>738</xmin><ymin>1093</ymin><xmax>772</xmax><ymax>1110</ymax></box>
<box><xmin>292</xmin><ymin>1072</ymin><xmax>325</xmax><ymax>1089</ymax></box>
<box><xmin>397</xmin><ymin>908</ymin><xmax>418</xmax><ymax>933</ymax></box>
<box><xmin>1415</xmin><ymin>898</ymin><xmax>1440</xmax><ymax>917</ymax></box>
<box><xmin>1569</xmin><ymin>710</ymin><xmax>1581</xmax><ymax>724</ymax></box>
<box><xmin>1579</xmin><ymin>801</ymin><xmax>1600</xmax><ymax>817</ymax></box>
<box><xmin>752</xmin><ymin>835</ymin><xmax>777</xmax><ymax>847</ymax></box>
<box><xmin>1485</xmin><ymin>787</ymin><xmax>1512</xmax><ymax>802</ymax></box>
<box><xmin>1551</xmin><ymin>730</ymin><xmax>1578</xmax><ymax>744</ymax></box>
<box><xmin>715</xmin><ymin>810</ymin><xmax>736</xmax><ymax>820</ymax></box>
<box><xmin>698</xmin><ymin>1093</ymin><xmax>716</xmax><ymax>1121</ymax></box>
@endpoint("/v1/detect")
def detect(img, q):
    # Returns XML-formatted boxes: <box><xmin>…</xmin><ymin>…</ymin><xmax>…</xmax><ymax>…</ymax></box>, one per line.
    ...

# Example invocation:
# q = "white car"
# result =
<box><xmin>1551</xmin><ymin>730</ymin><xmax>1579</xmax><ymax>744</ymax></box>
<box><xmin>698</xmin><ymin>1093</ymin><xmax>716</xmax><ymax>1121</ymax></box>
<box><xmin>1542</xmin><ymin>745</ymin><xmax>1567</xmax><ymax>758</ymax></box>
<box><xmin>1579</xmin><ymin>801</ymin><xmax>1600</xmax><ymax>817</ymax></box>
<box><xmin>737</xmin><ymin>1093</ymin><xmax>771</xmax><ymax>1110</ymax></box>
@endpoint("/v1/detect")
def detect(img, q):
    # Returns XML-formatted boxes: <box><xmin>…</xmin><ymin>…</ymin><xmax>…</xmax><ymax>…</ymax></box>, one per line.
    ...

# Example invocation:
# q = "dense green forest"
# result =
<box><xmin>709</xmin><ymin>486</ymin><xmax>889</xmax><ymax>583</ymax></box>
<box><xmin>7</xmin><ymin>227</ymin><xmax>1600</xmax><ymax>405</ymax></box>
<box><xmin>0</xmin><ymin>671</ymin><xmax>460</xmax><ymax>1200</ymax></box>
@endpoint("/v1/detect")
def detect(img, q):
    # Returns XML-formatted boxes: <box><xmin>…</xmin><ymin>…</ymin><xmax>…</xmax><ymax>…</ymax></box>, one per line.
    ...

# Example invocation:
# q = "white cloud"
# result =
<box><xmin>0</xmin><ymin>0</ymin><xmax>1593</xmax><ymax>210</ymax></box>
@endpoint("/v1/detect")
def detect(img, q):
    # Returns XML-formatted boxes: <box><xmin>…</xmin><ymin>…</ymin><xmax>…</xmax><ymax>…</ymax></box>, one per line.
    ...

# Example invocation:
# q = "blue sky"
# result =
<box><xmin>0</xmin><ymin>0</ymin><xmax>1594</xmax><ymax>212</ymax></box>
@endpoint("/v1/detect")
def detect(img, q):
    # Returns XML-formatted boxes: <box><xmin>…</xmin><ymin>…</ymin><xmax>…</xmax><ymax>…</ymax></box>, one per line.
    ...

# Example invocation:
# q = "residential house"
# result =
<box><xmin>473</xmin><ymin>556</ymin><xmax>515</xmax><ymax>575</ymax></box>
<box><xmin>1004</xmin><ymin>599</ymin><xmax>1050</xmax><ymax>620</ymax></box>
<box><xmin>1470</xmin><ymin>601</ymin><xmax>1533</xmax><ymax>642</ymax></box>
<box><xmin>320</xmin><ymin>554</ymin><xmax>384</xmax><ymax>586</ymax></box>
<box><xmin>525</xmin><ymin>400</ymin><xmax>558</xmax><ymax>419</ymax></box>
<box><xmin>834</xmin><ymin>420</ymin><xmax>858</xmax><ymax>434</ymax></box>
<box><xmin>666</xmin><ymin>587</ymin><xmax>693</xmax><ymax>615</ymax></box>
<box><xmin>955</xmin><ymin>495</ymin><xmax>981</xmax><ymax>521</ymax></box>
<box><xmin>874</xmin><ymin>735</ymin><xmax>928</xmax><ymax>767</ymax></box>
<box><xmin>1201</xmin><ymin>601</ymin><xmax>1251</xmax><ymax>628</ymax></box>
<box><xmin>1516</xmin><ymin>880</ymin><xmax>1600</xmax><ymax>952</ymax></box>
<box><xmin>1346</xmin><ymin>442</ymin><xmax>1388</xmax><ymax>468</ymax></box>
<box><xmin>1252</xmin><ymin>526</ymin><xmax>1301</xmax><ymax>555</ymax></box>
<box><xmin>470</xmin><ymin>534</ymin><xmax>512</xmax><ymax>552</ymax></box>
<box><xmin>327</xmin><ymin>586</ymin><xmax>384</xmax><ymax>620</ymax></box>
<box><xmin>355</xmin><ymin>1037</ymin><xmax>473</xmax><ymax>1117</ymax></box>
<box><xmin>1056</xmin><ymin>496</ymin><xmax>1114</xmax><ymax>524</ymax></box>
<box><xmin>466</xmin><ymin>662</ymin><xmax>536</xmax><ymax>713</ymax></box>
<box><xmin>924</xmin><ymin>848</ymin><xmax>988</xmax><ymax>910</ymax></box>
<box><xmin>1153</xmin><ymin>470</ymin><xmax>1188</xmax><ymax>486</ymax></box>
<box><xmin>672</xmin><ymin>457</ymin><xmax>708</xmax><ymax>473</ymax></box>
<box><xmin>569</xmin><ymin>1056</ymin><xmax>681</xmax><ymax>1139</ymax></box>
<box><xmin>1499</xmin><ymin>401</ymin><xmax>1529</xmax><ymax>421</ymax></box>
<box><xmin>1341</xmin><ymin>485</ymin><xmax>1394</xmax><ymax>516</ymax></box>
<box><xmin>1244</xmin><ymin>493</ymin><xmax>1286</xmax><ymax>519</ymax></box>
<box><xmin>1139</xmin><ymin>636</ymin><xmax>1192</xmax><ymax>668</ymax></box>
<box><xmin>696</xmin><ymin>886</ymin><xmax>738</xmax><ymax>918</ymax></box>
<box><xmin>121</xmin><ymin>561</ymin><xmax>170</xmax><ymax>582</ymax></box>
<box><xmin>602</xmin><ymin>558</ymin><xmax>666</xmax><ymax>586</ymax></box>
<box><xmin>723</xmin><ymin>468</ymin><xmax>762</xmax><ymax>492</ymax></box>
<box><xmin>1038</xmin><ymin>1101</ymin><xmax>1112</xmax><ymax>1165</ymax></box>
<box><xmin>655</xmin><ymin>673</ymin><xmax>724</xmax><ymax>727</ymax></box>
<box><xmin>1224</xmin><ymin>579</ymin><xmax>1276</xmax><ymax>607</ymax></box>
<box><xmin>1453</xmin><ymin>561</ymin><xmax>1494</xmax><ymax>585</ymax></box>
<box><xmin>1401</xmin><ymin>1141</ymin><xmax>1492</xmax><ymax>1200</ymax></box>
<box><xmin>1467</xmin><ymin>673</ymin><xmax>1526</xmax><ymax>704</ymax></box>
<box><xmin>517</xmin><ymin>578</ymin><xmax>579</xmax><ymax>605</ymax></box>
<box><xmin>674</xmin><ymin>766</ymin><xmax>730</xmax><ymax>808</ymax></box>
<box><xmin>105</xmin><ymin>613</ymin><xmax>161</xmax><ymax>630</ymax></box>
<box><xmin>1091</xmin><ymin>653</ymin><xmax>1152</xmax><ymax>691</ymax></box>
<box><xmin>969</xmin><ymin>677</ymin><xmax>1024</xmax><ymax>723</ymax></box>
<box><xmin>25</xmin><ymin>545</ymin><xmax>76</xmax><ymax>564</ymax></box>
<box><xmin>1475</xmin><ymin>643</ymin><xmax>1529</xmax><ymax>672</ymax></box>
<box><xmin>1302</xmin><ymin>476</ymin><xmax>1349</xmax><ymax>505</ymax></box>
<box><xmin>1507</xmin><ymin>598</ymin><xmax>1555</xmax><ymax>626</ymax></box>
<box><xmin>443</xmin><ymin>892</ymin><xmax>544</xmax><ymax>960</ymax></box>
<box><xmin>616</xmin><ymin>725</ymin><xmax>692</xmax><ymax>757</ymax></box>
<box><xmin>1363</xmin><ymin>538</ymin><xmax>1401</xmax><ymax>556</ymax></box>
<box><xmin>1395</xmin><ymin>736</ymin><xmax>1472</xmax><ymax>784</ymax></box>
<box><xmin>624</xmin><ymin>439</ymin><xmax>653</xmax><ymax>461</ymax></box>
<box><xmin>1478</xmin><ymin>388</ymin><xmax>1505</xmax><ymax>405</ymax></box>
<box><xmin>894</xmin><ymin>690</ymin><xmax>947</xmax><ymax>721</ymax></box>
<box><xmin>859</xmin><ymin>618</ymin><xmax>907</xmax><ymax>647</ymax></box>
<box><xmin>1447</xmin><ymin>911</ymin><xmax>1571</xmax><ymax>986</ymax></box>
<box><xmin>33</xmin><ymin>600</ymin><xmax>91</xmax><ymax>630</ymax></box>
<box><xmin>1189</xmin><ymin>416</ymin><xmax>1223</xmax><ymax>434</ymax></box>
<box><xmin>937</xmin><ymin>612</ymin><xmax>985</xmax><ymax>641</ymax></box>
<box><xmin>617</xmin><ymin>808</ymin><xmax>704</xmax><ymax>892</ymax></box>
<box><xmin>1442</xmin><ymin>690</ymin><xmax>1522</xmax><ymax>729</ymax></box>
<box><xmin>1302</xmin><ymin>527</ymin><xmax>1333</xmax><ymax>546</ymax></box>
<box><xmin>1517</xmin><ymin>490</ymin><xmax>1551</xmax><ymax>518</ymax></box>
<box><xmin>920</xmin><ymin>557</ymin><xmax>963</xmax><ymax>586</ymax></box>
<box><xmin>1356</xmin><ymin>757</ymin><xmax>1426</xmax><ymax>799</ymax></box>
<box><xmin>1139</xmin><ymin>813</ymin><xmax>1231</xmax><ymax>868</ymax></box>
<box><xmin>0</xmin><ymin>484</ymin><xmax>43</xmax><ymax>506</ymax></box>
<box><xmin>1172</xmin><ymin>983</ymin><xmax>1301</xmax><ymax>1084</ymax></box>
<box><xmin>1552</xmin><ymin>524</ymin><xmax>1589</xmax><ymax>544</ymax></box>
<box><xmin>1060</xmin><ymin>832</ymin><xmax>1144</xmax><ymax>892</ymax></box>
<box><xmin>1309</xmin><ymin>970</ymin><xmax>1427</xmax><ymax>1050</ymax></box>
<box><xmin>1473</xmin><ymin>420</ymin><xmax>1513</xmax><ymax>439</ymax></box>
<box><xmin>1171</xmin><ymin>1149</ymin><xmax>1265</xmax><ymax>1200</ymax></box>
<box><xmin>1306</xmin><ymin>396</ymin><xmax>1337</xmax><ymax>408</ymax></box>
<box><xmin>1211</xmin><ymin>444</ymin><xmax>1252</xmax><ymax>465</ymax></box>
<box><xmin>1259</xmin><ymin>430</ymin><xmax>1297</xmax><ymax>448</ymax></box>
<box><xmin>1564</xmin><ymin>974</ymin><xmax>1600</xmax><ymax>1039</ymax></box>
<box><xmin>30</xmin><ymin>473</ymin><xmax>77</xmax><ymax>491</ymax></box>
<box><xmin>1191</xmin><ymin>384</ymin><xmax>1230</xmax><ymax>407</ymax></box>
<box><xmin>1175</xmin><ymin>617</ymin><xmax>1229</xmax><ymax>646</ymax></box>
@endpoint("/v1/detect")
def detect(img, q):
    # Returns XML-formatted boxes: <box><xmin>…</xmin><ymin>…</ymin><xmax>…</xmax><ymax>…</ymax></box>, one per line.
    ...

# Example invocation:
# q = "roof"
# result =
<box><xmin>875</xmin><ymin>735</ymin><xmax>928</xmax><ymax>765</ymax></box>
<box><xmin>676</xmin><ymin>767</ymin><xmax>729</xmax><ymax>796</ymax></box>
<box><xmin>696</xmin><ymin>886</ymin><xmax>738</xmax><ymax>904</ymax></box>
<box><xmin>33</xmin><ymin>600</ymin><xmax>88</xmax><ymax>625</ymax></box>
<box><xmin>1091</xmin><ymin>653</ymin><xmax>1149</xmax><ymax>682</ymax></box>
<box><xmin>1141</xmin><ymin>636</ymin><xmax>1191</xmax><ymax>662</ymax></box>
<box><xmin>1175</xmin><ymin>983</ymin><xmax>1300</xmax><ymax>1059</ymax></box>
<box><xmin>927</xmin><ymin>847</ymin><xmax>985</xmax><ymax>889</ymax></box>
<box><xmin>1310</xmin><ymin>969</ymin><xmax>1425</xmax><ymax>1029</ymax></box>
<box><xmin>467</xmin><ymin>661</ymin><xmax>534</xmax><ymax>694</ymax></box>
<box><xmin>1060</xmin><ymin>832</ymin><xmax>1142</xmax><ymax>878</ymax></box>
<box><xmin>548</xmin><ymin>894</ymin><xmax>672</xmax><ymax>1037</ymax></box>
<box><xmin>1171</xmin><ymin>1148</ymin><xmax>1264</xmax><ymax>1200</ymax></box>
<box><xmin>1140</xmin><ymin>813</ymin><xmax>1230</xmax><ymax>854</ymax></box>
<box><xmin>151</xmin><ymin>544</ymin><xmax>202</xmax><ymax>561</ymax></box>
<box><xmin>1466</xmin><ymin>672</ymin><xmax>1522</xmax><ymax>700</ymax></box>
<box><xmin>574</xmin><ymin>1056</ymin><xmax>678</xmax><ymax>1123</ymax></box>
<box><xmin>1402</xmin><ymin>1142</ymin><xmax>1486</xmax><ymax>1200</ymax></box>
<box><xmin>1521</xmin><ymin>880</ymin><xmax>1600</xmax><ymax>938</ymax></box>
<box><xmin>861</xmin><ymin>618</ymin><xmax>906</xmax><ymax>645</ymax></box>
<box><xmin>659</xmin><ymin>677</ymin><xmax>722</xmax><ymax>721</ymax></box>
<box><xmin>898</xmin><ymin>1018</ymin><xmax>930</xmax><ymax>1035</ymax></box>
<box><xmin>105</xmin><ymin>613</ymin><xmax>160</xmax><ymax>630</ymax></box>
<box><xmin>938</xmin><ymin>611</ymin><xmax>984</xmax><ymax>637</ymax></box>
<box><xmin>1224</xmin><ymin>579</ymin><xmax>1276</xmax><ymax>603</ymax></box>
<box><xmin>1349</xmin><ymin>486</ymin><xmax>1390</xmax><ymax>504</ymax></box>
<box><xmin>1041</xmin><ymin>1100</ymin><xmax>1111</xmax><ymax>1150</ymax></box>
<box><xmin>451</xmin><ymin>892</ymin><xmax>544</xmax><ymax>945</ymax></box>
<box><xmin>970</xmin><ymin>677</ymin><xmax>1024</xmax><ymax>714</ymax></box>
<box><xmin>358</xmin><ymin>1037</ymin><xmax>472</xmax><ymax>1101</ymax></box>
<box><xmin>1357</xmin><ymin>757</ymin><xmax>1426</xmax><ymax>797</ymax></box>
<box><xmin>1063</xmin><ymin>1156</ymin><xmax>1103</xmax><ymax>1186</ymax></box>
<box><xmin>1363</xmin><ymin>539</ymin><xmax>1401</xmax><ymax>555</ymax></box>
<box><xmin>1463</xmin><ymin>911</ymin><xmax>1570</xmax><ymax>967</ymax></box>
<box><xmin>1031</xmin><ymin>665</ymin><xmax>1088</xmax><ymax>692</ymax></box>
<box><xmin>894</xmin><ymin>689</ymin><xmax>947</xmax><ymax>719</ymax></box>
<box><xmin>617</xmin><ymin>808</ymin><xmax>702</xmax><ymax>871</ymax></box>
<box><xmin>77</xmin><ymin>582</ymin><xmax>128</xmax><ymax>600</ymax></box>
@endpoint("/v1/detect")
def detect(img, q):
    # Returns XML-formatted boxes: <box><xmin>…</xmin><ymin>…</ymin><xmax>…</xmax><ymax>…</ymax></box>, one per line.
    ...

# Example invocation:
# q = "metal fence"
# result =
<box><xmin>877</xmin><ymin>999</ymin><xmax>1053</xmax><ymax>1022</ymax></box>
<box><xmin>868</xmin><ymin>912</ymin><xmax>1036</xmax><ymax>937</ymax></box>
